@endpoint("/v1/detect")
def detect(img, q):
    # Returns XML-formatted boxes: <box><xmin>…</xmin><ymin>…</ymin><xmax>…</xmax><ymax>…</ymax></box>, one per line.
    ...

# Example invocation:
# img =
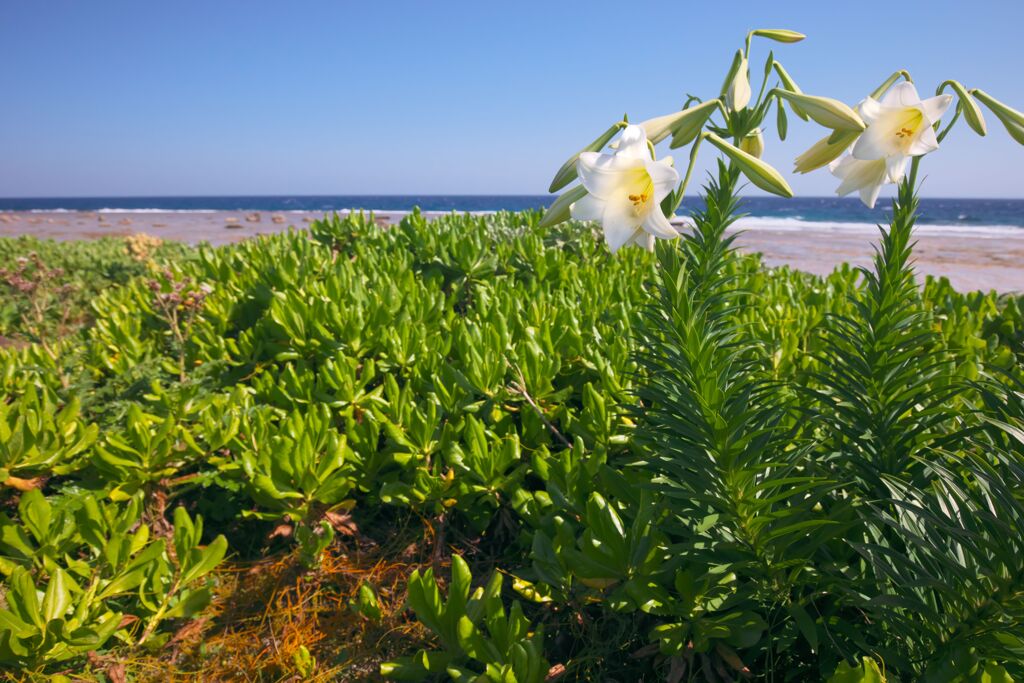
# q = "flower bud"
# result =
<box><xmin>945</xmin><ymin>82</ymin><xmax>986</xmax><ymax>137</ymax></box>
<box><xmin>641</xmin><ymin>99</ymin><xmax>718</xmax><ymax>147</ymax></box>
<box><xmin>771</xmin><ymin>61</ymin><xmax>809</xmax><ymax>121</ymax></box>
<box><xmin>739</xmin><ymin>128</ymin><xmax>765</xmax><ymax>158</ymax></box>
<box><xmin>538</xmin><ymin>185</ymin><xmax>587</xmax><ymax>228</ymax></box>
<box><xmin>705</xmin><ymin>132</ymin><xmax>793</xmax><ymax>198</ymax></box>
<box><xmin>750</xmin><ymin>28</ymin><xmax>806</xmax><ymax>43</ymax></box>
<box><xmin>775</xmin><ymin>91</ymin><xmax>865</xmax><ymax>131</ymax></box>
<box><xmin>793</xmin><ymin>130</ymin><xmax>860</xmax><ymax>173</ymax></box>
<box><xmin>724</xmin><ymin>52</ymin><xmax>751</xmax><ymax>112</ymax></box>
<box><xmin>972</xmin><ymin>90</ymin><xmax>1024</xmax><ymax>145</ymax></box>
<box><xmin>776</xmin><ymin>98</ymin><xmax>788</xmax><ymax>141</ymax></box>
<box><xmin>548</xmin><ymin>121</ymin><xmax>626</xmax><ymax>193</ymax></box>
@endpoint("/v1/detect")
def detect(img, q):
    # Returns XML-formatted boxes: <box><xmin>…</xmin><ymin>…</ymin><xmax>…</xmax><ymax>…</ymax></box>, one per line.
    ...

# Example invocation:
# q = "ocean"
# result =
<box><xmin>2</xmin><ymin>195</ymin><xmax>1023</xmax><ymax>233</ymax></box>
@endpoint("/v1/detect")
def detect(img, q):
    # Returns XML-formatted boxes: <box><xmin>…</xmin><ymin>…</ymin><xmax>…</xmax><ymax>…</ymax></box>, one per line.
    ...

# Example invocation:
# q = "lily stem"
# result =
<box><xmin>668</xmin><ymin>134</ymin><xmax>706</xmax><ymax>215</ymax></box>
<box><xmin>935</xmin><ymin>107</ymin><xmax>962</xmax><ymax>145</ymax></box>
<box><xmin>907</xmin><ymin>156</ymin><xmax>923</xmax><ymax>195</ymax></box>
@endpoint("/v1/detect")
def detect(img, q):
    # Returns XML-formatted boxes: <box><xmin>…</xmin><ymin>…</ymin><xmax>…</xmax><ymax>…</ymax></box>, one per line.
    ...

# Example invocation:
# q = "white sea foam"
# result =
<box><xmin>725</xmin><ymin>216</ymin><xmax>1023</xmax><ymax>238</ymax></box>
<box><xmin>26</xmin><ymin>208</ymin><xmax>218</xmax><ymax>213</ymax></box>
<box><xmin>97</xmin><ymin>208</ymin><xmax>218</xmax><ymax>213</ymax></box>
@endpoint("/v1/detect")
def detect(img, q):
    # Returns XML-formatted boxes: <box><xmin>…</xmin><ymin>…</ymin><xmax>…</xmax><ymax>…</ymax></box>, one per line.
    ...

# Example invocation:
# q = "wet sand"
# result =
<box><xmin>1</xmin><ymin>210</ymin><xmax>1021</xmax><ymax>293</ymax></box>
<box><xmin>732</xmin><ymin>222</ymin><xmax>1024</xmax><ymax>293</ymax></box>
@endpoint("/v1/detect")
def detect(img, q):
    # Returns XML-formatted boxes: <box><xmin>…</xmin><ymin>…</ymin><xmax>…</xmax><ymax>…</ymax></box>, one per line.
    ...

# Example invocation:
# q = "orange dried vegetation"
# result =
<box><xmin>118</xmin><ymin>519</ymin><xmax>446</xmax><ymax>682</ymax></box>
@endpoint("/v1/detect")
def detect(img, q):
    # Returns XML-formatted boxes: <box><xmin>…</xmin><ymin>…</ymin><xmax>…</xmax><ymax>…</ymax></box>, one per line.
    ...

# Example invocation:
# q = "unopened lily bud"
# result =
<box><xmin>720</xmin><ymin>50</ymin><xmax>742</xmax><ymax>95</ymax></box>
<box><xmin>548</xmin><ymin>121</ymin><xmax>626</xmax><ymax>193</ymax></box>
<box><xmin>972</xmin><ymin>90</ymin><xmax>1024</xmax><ymax>145</ymax></box>
<box><xmin>538</xmin><ymin>185</ymin><xmax>587</xmax><ymax>228</ymax></box>
<box><xmin>642</xmin><ymin>99</ymin><xmax>718</xmax><ymax>147</ymax></box>
<box><xmin>705</xmin><ymin>132</ymin><xmax>793</xmax><ymax>197</ymax></box>
<box><xmin>739</xmin><ymin>128</ymin><xmax>765</xmax><ymax>158</ymax></box>
<box><xmin>775</xmin><ymin>90</ymin><xmax>865</xmax><ymax>131</ymax></box>
<box><xmin>771</xmin><ymin>62</ymin><xmax>809</xmax><ymax>121</ymax></box>
<box><xmin>776</xmin><ymin>99</ymin><xmax>788</xmax><ymax>140</ymax></box>
<box><xmin>970</xmin><ymin>90</ymin><xmax>1019</xmax><ymax>145</ymax></box>
<box><xmin>750</xmin><ymin>28</ymin><xmax>806</xmax><ymax>43</ymax></box>
<box><xmin>724</xmin><ymin>52</ymin><xmax>751</xmax><ymax>112</ymax></box>
<box><xmin>793</xmin><ymin>130</ymin><xmax>860</xmax><ymax>173</ymax></box>
<box><xmin>944</xmin><ymin>82</ymin><xmax>986</xmax><ymax>136</ymax></box>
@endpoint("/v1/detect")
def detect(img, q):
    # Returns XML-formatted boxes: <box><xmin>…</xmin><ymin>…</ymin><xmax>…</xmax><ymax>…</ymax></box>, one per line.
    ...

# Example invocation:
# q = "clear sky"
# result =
<box><xmin>2</xmin><ymin>0</ymin><xmax>1023</xmax><ymax>198</ymax></box>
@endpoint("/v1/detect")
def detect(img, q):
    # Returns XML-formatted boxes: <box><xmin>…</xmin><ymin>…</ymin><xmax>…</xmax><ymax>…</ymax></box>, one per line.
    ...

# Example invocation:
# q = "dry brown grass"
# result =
<box><xmin>116</xmin><ymin>517</ymin><xmax>444</xmax><ymax>682</ymax></box>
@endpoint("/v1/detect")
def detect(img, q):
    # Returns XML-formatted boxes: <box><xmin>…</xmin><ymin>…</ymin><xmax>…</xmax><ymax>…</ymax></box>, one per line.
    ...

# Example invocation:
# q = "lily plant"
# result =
<box><xmin>794</xmin><ymin>69</ymin><xmax>1024</xmax><ymax>207</ymax></box>
<box><xmin>540</xmin><ymin>28</ymin><xmax>848</xmax><ymax>251</ymax></box>
<box><xmin>541</xmin><ymin>28</ymin><xmax>1024</xmax><ymax>247</ymax></box>
<box><xmin>533</xmin><ymin>26</ymin><xmax>1024</xmax><ymax>682</ymax></box>
<box><xmin>568</xmin><ymin>124</ymin><xmax>680</xmax><ymax>252</ymax></box>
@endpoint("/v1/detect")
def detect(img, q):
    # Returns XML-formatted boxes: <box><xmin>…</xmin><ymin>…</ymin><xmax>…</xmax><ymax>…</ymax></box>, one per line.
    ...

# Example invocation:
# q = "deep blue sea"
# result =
<box><xmin>1</xmin><ymin>195</ymin><xmax>1023</xmax><ymax>231</ymax></box>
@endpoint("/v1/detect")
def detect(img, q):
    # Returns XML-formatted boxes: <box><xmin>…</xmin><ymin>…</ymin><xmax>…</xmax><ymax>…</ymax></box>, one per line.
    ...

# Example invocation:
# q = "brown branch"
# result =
<box><xmin>506</xmin><ymin>360</ymin><xmax>571</xmax><ymax>449</ymax></box>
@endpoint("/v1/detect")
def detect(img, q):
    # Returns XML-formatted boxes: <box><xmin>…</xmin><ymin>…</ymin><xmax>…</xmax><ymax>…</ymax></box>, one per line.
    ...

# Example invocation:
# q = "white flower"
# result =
<box><xmin>852</xmin><ymin>82</ymin><xmax>953</xmax><ymax>182</ymax></box>
<box><xmin>828</xmin><ymin>156</ymin><xmax>892</xmax><ymax>209</ymax></box>
<box><xmin>829</xmin><ymin>82</ymin><xmax>953</xmax><ymax>208</ymax></box>
<box><xmin>570</xmin><ymin>125</ymin><xmax>680</xmax><ymax>252</ymax></box>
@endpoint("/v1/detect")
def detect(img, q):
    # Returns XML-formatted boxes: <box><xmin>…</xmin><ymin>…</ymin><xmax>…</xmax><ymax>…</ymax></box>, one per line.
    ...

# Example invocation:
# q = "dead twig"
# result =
<box><xmin>506</xmin><ymin>360</ymin><xmax>572</xmax><ymax>448</ymax></box>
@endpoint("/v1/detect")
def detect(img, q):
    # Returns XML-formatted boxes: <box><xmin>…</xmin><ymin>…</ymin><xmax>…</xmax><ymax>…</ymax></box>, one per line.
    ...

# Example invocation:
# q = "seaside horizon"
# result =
<box><xmin>3</xmin><ymin>194</ymin><xmax>1024</xmax><ymax>231</ymax></box>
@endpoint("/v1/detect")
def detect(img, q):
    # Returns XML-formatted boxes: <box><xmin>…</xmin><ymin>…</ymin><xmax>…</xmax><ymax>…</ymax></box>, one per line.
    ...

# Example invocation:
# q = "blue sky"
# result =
<box><xmin>2</xmin><ymin>0</ymin><xmax>1023</xmax><ymax>198</ymax></box>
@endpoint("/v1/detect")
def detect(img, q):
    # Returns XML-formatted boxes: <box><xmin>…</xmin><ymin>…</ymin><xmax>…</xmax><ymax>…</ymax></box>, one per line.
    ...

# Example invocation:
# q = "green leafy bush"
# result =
<box><xmin>0</xmin><ymin>199</ymin><xmax>1022</xmax><ymax>678</ymax></box>
<box><xmin>382</xmin><ymin>555</ymin><xmax>549</xmax><ymax>682</ymax></box>
<box><xmin>0</xmin><ymin>490</ymin><xmax>225</xmax><ymax>667</ymax></box>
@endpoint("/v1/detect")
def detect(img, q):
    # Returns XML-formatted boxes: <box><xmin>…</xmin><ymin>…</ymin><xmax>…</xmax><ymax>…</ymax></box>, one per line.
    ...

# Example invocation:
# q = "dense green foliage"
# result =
<box><xmin>0</xmin><ymin>235</ymin><xmax>190</xmax><ymax>345</ymax></box>
<box><xmin>1</xmin><ymin>196</ymin><xmax>1023</xmax><ymax>680</ymax></box>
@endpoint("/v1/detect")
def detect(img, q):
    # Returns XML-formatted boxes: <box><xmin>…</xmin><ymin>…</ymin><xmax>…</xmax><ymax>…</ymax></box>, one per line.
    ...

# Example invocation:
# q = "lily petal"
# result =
<box><xmin>645</xmin><ymin>159</ymin><xmax>680</xmax><ymax>203</ymax></box>
<box><xmin>859</xmin><ymin>181</ymin><xmax>884</xmax><ymax>209</ymax></box>
<box><xmin>626</xmin><ymin>231</ymin><xmax>655</xmax><ymax>252</ymax></box>
<box><xmin>856</xmin><ymin>97</ymin><xmax>885</xmax><ymax>123</ymax></box>
<box><xmin>885</xmin><ymin>154</ymin><xmax>909</xmax><ymax>183</ymax></box>
<box><xmin>642</xmin><ymin>205</ymin><xmax>680</xmax><ymax>240</ymax></box>
<box><xmin>569</xmin><ymin>193</ymin><xmax>605</xmax><ymax>222</ymax></box>
<box><xmin>920</xmin><ymin>94</ymin><xmax>954</xmax><ymax>123</ymax></box>
<box><xmin>832</xmin><ymin>156</ymin><xmax>888</xmax><ymax>208</ymax></box>
<box><xmin>880</xmin><ymin>81</ymin><xmax>923</xmax><ymax>108</ymax></box>
<box><xmin>852</xmin><ymin>110</ymin><xmax>905</xmax><ymax>159</ymax></box>
<box><xmin>615</xmin><ymin>125</ymin><xmax>651</xmax><ymax>160</ymax></box>
<box><xmin>907</xmin><ymin>123</ymin><xmax>940</xmax><ymax>156</ymax></box>
<box><xmin>577</xmin><ymin>152</ymin><xmax>644</xmax><ymax>200</ymax></box>
<box><xmin>601</xmin><ymin>198</ymin><xmax>643</xmax><ymax>252</ymax></box>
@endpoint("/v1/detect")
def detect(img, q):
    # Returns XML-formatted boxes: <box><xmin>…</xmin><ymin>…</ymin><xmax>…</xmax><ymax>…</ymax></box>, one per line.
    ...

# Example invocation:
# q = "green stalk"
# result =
<box><xmin>663</xmin><ymin>134</ymin><xmax>706</xmax><ymax>216</ymax></box>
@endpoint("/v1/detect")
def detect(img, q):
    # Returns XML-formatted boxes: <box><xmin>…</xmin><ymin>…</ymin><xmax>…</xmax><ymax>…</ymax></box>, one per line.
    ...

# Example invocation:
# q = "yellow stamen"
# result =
<box><xmin>891</xmin><ymin>108</ymin><xmax>925</xmax><ymax>150</ymax></box>
<box><xmin>627</xmin><ymin>176</ymin><xmax>655</xmax><ymax>215</ymax></box>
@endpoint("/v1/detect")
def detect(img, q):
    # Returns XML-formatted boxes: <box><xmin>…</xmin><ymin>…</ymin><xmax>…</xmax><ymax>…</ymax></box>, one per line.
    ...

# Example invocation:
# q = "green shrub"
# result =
<box><xmin>0</xmin><ymin>203</ymin><xmax>1022</xmax><ymax>678</ymax></box>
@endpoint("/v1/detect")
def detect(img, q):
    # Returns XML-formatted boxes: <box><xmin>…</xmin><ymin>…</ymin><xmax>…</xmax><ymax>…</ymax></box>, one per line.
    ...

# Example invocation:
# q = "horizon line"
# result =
<box><xmin>2</xmin><ymin>193</ymin><xmax>1023</xmax><ymax>202</ymax></box>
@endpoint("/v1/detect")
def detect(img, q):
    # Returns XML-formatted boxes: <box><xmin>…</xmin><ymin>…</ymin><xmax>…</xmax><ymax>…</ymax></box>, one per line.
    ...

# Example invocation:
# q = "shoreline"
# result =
<box><xmin>2</xmin><ymin>210</ymin><xmax>1022</xmax><ymax>293</ymax></box>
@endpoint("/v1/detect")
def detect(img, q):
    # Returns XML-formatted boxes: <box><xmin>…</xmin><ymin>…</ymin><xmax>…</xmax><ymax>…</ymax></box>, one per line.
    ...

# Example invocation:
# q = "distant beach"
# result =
<box><xmin>2</xmin><ymin>205</ymin><xmax>1022</xmax><ymax>293</ymax></box>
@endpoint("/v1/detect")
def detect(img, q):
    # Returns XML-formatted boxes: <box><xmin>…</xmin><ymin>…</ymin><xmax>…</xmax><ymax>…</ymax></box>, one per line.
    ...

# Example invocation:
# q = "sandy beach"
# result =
<box><xmin>1</xmin><ymin>210</ymin><xmax>1021</xmax><ymax>293</ymax></box>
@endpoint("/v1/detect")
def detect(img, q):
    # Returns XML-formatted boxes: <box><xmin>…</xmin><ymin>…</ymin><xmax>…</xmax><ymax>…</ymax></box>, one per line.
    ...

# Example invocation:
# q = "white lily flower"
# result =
<box><xmin>570</xmin><ymin>125</ymin><xmax>680</xmax><ymax>252</ymax></box>
<box><xmin>851</xmin><ymin>81</ymin><xmax>953</xmax><ymax>180</ymax></box>
<box><xmin>827</xmin><ymin>82</ymin><xmax>953</xmax><ymax>208</ymax></box>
